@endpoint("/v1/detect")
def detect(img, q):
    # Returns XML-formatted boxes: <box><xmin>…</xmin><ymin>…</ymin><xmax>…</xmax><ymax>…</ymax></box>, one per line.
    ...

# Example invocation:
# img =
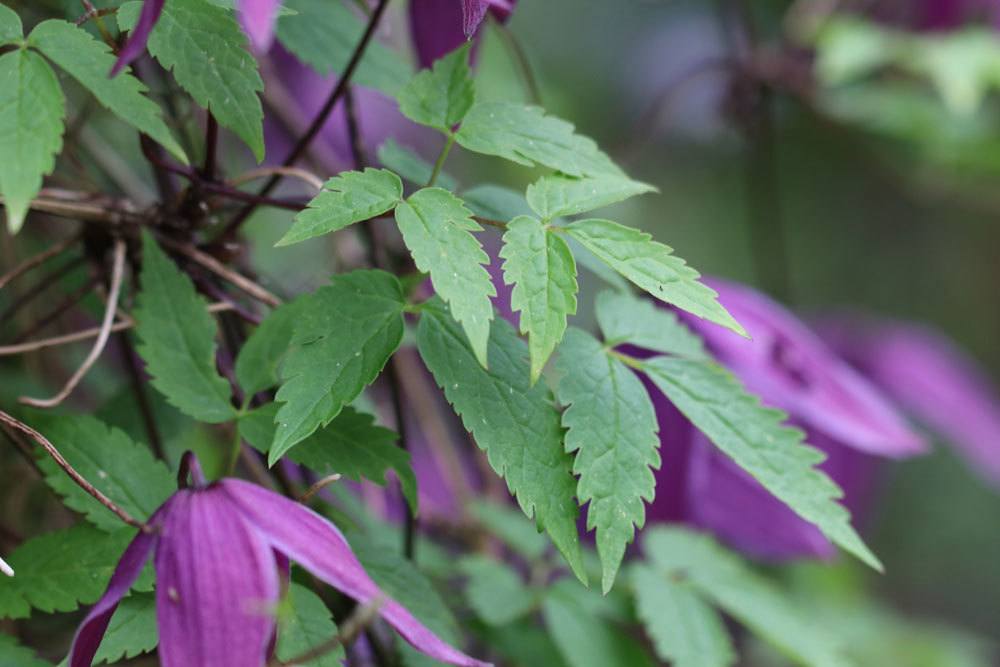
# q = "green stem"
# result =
<box><xmin>427</xmin><ymin>133</ymin><xmax>456</xmax><ymax>188</ymax></box>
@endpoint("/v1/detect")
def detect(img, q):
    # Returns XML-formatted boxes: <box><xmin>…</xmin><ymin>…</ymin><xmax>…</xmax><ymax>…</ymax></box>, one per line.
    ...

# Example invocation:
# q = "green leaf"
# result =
<box><xmin>398</xmin><ymin>43</ymin><xmax>474</xmax><ymax>132</ymax></box>
<box><xmin>276</xmin><ymin>0</ymin><xmax>411</xmax><ymax>96</ymax></box>
<box><xmin>460</xmin><ymin>555</ymin><xmax>537</xmax><ymax>626</ymax></box>
<box><xmin>461</xmin><ymin>184</ymin><xmax>533</xmax><ymax>221</ymax></box>
<box><xmin>455</xmin><ymin>102</ymin><xmax>623</xmax><ymax>177</ymax></box>
<box><xmin>235</xmin><ymin>299</ymin><xmax>304</xmax><ymax>396</ymax></box>
<box><xmin>643</xmin><ymin>527</ymin><xmax>846</xmax><ymax>667</ymax></box>
<box><xmin>631</xmin><ymin>565</ymin><xmax>735</xmax><ymax>667</ymax></box>
<box><xmin>0</xmin><ymin>3</ymin><xmax>22</xmax><ymax>44</ymax></box>
<box><xmin>276</xmin><ymin>583</ymin><xmax>343</xmax><ymax>666</ymax></box>
<box><xmin>500</xmin><ymin>216</ymin><xmax>578</xmax><ymax>383</ymax></box>
<box><xmin>29</xmin><ymin>20</ymin><xmax>186</xmax><ymax>162</ymax></box>
<box><xmin>31</xmin><ymin>413</ymin><xmax>174</xmax><ymax>531</ymax></box>
<box><xmin>0</xmin><ymin>525</ymin><xmax>152</xmax><ymax>620</ymax></box>
<box><xmin>417</xmin><ymin>303</ymin><xmax>586</xmax><ymax>582</ymax></box>
<box><xmin>555</xmin><ymin>328</ymin><xmax>660</xmax><ymax>593</ymax></box>
<box><xmin>93</xmin><ymin>593</ymin><xmax>158</xmax><ymax>665</ymax></box>
<box><xmin>0</xmin><ymin>49</ymin><xmax>64</xmax><ymax>233</ymax></box>
<box><xmin>118</xmin><ymin>0</ymin><xmax>265</xmax><ymax>160</ymax></box>
<box><xmin>240</xmin><ymin>403</ymin><xmax>417</xmax><ymax>513</ymax></box>
<box><xmin>278</xmin><ymin>168</ymin><xmax>403</xmax><ymax>246</ymax></box>
<box><xmin>595</xmin><ymin>290</ymin><xmax>708</xmax><ymax>360</ymax></box>
<box><xmin>135</xmin><ymin>231</ymin><xmax>236</xmax><ymax>423</ymax></box>
<box><xmin>396</xmin><ymin>188</ymin><xmax>494</xmax><ymax>367</ymax></box>
<box><xmin>272</xmin><ymin>270</ymin><xmax>406</xmax><ymax>463</ymax></box>
<box><xmin>639</xmin><ymin>357</ymin><xmax>881</xmax><ymax>570</ymax></box>
<box><xmin>0</xmin><ymin>635</ymin><xmax>51</xmax><ymax>667</ymax></box>
<box><xmin>468</xmin><ymin>500</ymin><xmax>549</xmax><ymax>562</ymax></box>
<box><xmin>377</xmin><ymin>138</ymin><xmax>458</xmax><ymax>191</ymax></box>
<box><xmin>563</xmin><ymin>219</ymin><xmax>746</xmax><ymax>336</ymax></box>
<box><xmin>526</xmin><ymin>174</ymin><xmax>656</xmax><ymax>221</ymax></box>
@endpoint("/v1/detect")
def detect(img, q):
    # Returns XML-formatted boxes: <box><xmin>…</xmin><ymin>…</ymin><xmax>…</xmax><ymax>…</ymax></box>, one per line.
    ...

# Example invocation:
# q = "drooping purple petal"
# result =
<box><xmin>461</xmin><ymin>0</ymin><xmax>491</xmax><ymax>37</ymax></box>
<box><xmin>155</xmin><ymin>489</ymin><xmax>280</xmax><ymax>667</ymax></box>
<box><xmin>111</xmin><ymin>0</ymin><xmax>165</xmax><ymax>76</ymax></box>
<box><xmin>237</xmin><ymin>0</ymin><xmax>282</xmax><ymax>53</ymax></box>
<box><xmin>221</xmin><ymin>479</ymin><xmax>492</xmax><ymax>667</ymax></box>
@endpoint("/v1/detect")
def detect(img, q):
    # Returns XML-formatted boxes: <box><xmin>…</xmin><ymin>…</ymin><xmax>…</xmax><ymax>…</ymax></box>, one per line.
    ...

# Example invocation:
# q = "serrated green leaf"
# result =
<box><xmin>501</xmin><ymin>216</ymin><xmax>577</xmax><ymax>383</ymax></box>
<box><xmin>0</xmin><ymin>49</ymin><xmax>64</xmax><ymax>233</ymax></box>
<box><xmin>526</xmin><ymin>174</ymin><xmax>656</xmax><ymax>220</ymax></box>
<box><xmin>0</xmin><ymin>635</ymin><xmax>51</xmax><ymax>667</ymax></box>
<box><xmin>272</xmin><ymin>270</ymin><xmax>405</xmax><ymax>463</ymax></box>
<box><xmin>396</xmin><ymin>188</ymin><xmax>494</xmax><ymax>367</ymax></box>
<box><xmin>93</xmin><ymin>593</ymin><xmax>158</xmax><ymax>665</ymax></box>
<box><xmin>639</xmin><ymin>357</ymin><xmax>881</xmax><ymax>570</ymax></box>
<box><xmin>235</xmin><ymin>299</ymin><xmax>304</xmax><ymax>396</ymax></box>
<box><xmin>135</xmin><ymin>231</ymin><xmax>236</xmax><ymax>423</ymax></box>
<box><xmin>31</xmin><ymin>413</ymin><xmax>174</xmax><ymax>531</ymax></box>
<box><xmin>240</xmin><ymin>403</ymin><xmax>417</xmax><ymax>512</ymax></box>
<box><xmin>398</xmin><ymin>43</ymin><xmax>474</xmax><ymax>132</ymax></box>
<box><xmin>0</xmin><ymin>525</ymin><xmax>152</xmax><ymax>620</ymax></box>
<box><xmin>596</xmin><ymin>290</ymin><xmax>708</xmax><ymax>360</ymax></box>
<box><xmin>0</xmin><ymin>4</ymin><xmax>22</xmax><ymax>44</ymax></box>
<box><xmin>377</xmin><ymin>138</ymin><xmax>458</xmax><ymax>191</ymax></box>
<box><xmin>455</xmin><ymin>102</ymin><xmax>623</xmax><ymax>177</ymax></box>
<box><xmin>118</xmin><ymin>0</ymin><xmax>265</xmax><ymax>160</ymax></box>
<box><xmin>278</xmin><ymin>168</ymin><xmax>403</xmax><ymax>246</ymax></box>
<box><xmin>563</xmin><ymin>218</ymin><xmax>746</xmax><ymax>336</ymax></box>
<box><xmin>29</xmin><ymin>20</ymin><xmax>186</xmax><ymax>162</ymax></box>
<box><xmin>276</xmin><ymin>0</ymin><xmax>411</xmax><ymax>96</ymax></box>
<box><xmin>631</xmin><ymin>564</ymin><xmax>735</xmax><ymax>667</ymax></box>
<box><xmin>460</xmin><ymin>555</ymin><xmax>537</xmax><ymax>626</ymax></box>
<box><xmin>417</xmin><ymin>303</ymin><xmax>586</xmax><ymax>582</ymax></box>
<box><xmin>643</xmin><ymin>527</ymin><xmax>846</xmax><ymax>667</ymax></box>
<box><xmin>556</xmin><ymin>328</ymin><xmax>659</xmax><ymax>593</ymax></box>
<box><xmin>468</xmin><ymin>500</ymin><xmax>549</xmax><ymax>561</ymax></box>
<box><xmin>276</xmin><ymin>583</ymin><xmax>343</xmax><ymax>666</ymax></box>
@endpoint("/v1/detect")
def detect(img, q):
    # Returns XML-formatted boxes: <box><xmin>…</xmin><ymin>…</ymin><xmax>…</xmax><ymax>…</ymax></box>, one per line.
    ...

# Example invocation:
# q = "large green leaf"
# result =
<box><xmin>556</xmin><ymin>328</ymin><xmax>660</xmax><ymax>593</ymax></box>
<box><xmin>235</xmin><ymin>299</ymin><xmax>304</xmax><ymax>397</ymax></box>
<box><xmin>526</xmin><ymin>174</ymin><xmax>656</xmax><ymax>221</ymax></box>
<box><xmin>398</xmin><ymin>43</ymin><xmax>474</xmax><ymax>132</ymax></box>
<box><xmin>29</xmin><ymin>20</ymin><xmax>186</xmax><ymax>162</ymax></box>
<box><xmin>460</xmin><ymin>555</ymin><xmax>537</xmax><ymax>626</ymax></box>
<box><xmin>500</xmin><ymin>216</ymin><xmax>577</xmax><ymax>383</ymax></box>
<box><xmin>0</xmin><ymin>635</ymin><xmax>51</xmax><ymax>667</ymax></box>
<box><xmin>134</xmin><ymin>231</ymin><xmax>236</xmax><ymax>423</ymax></box>
<box><xmin>0</xmin><ymin>49</ymin><xmax>64</xmax><ymax>233</ymax></box>
<box><xmin>417</xmin><ymin>303</ymin><xmax>586</xmax><ymax>582</ymax></box>
<box><xmin>93</xmin><ymin>593</ymin><xmax>158</xmax><ymax>665</ymax></box>
<box><xmin>639</xmin><ymin>357</ymin><xmax>881</xmax><ymax>570</ymax></box>
<box><xmin>276</xmin><ymin>583</ymin><xmax>342</xmax><ymax>666</ymax></box>
<box><xmin>0</xmin><ymin>3</ymin><xmax>21</xmax><ymax>44</ymax></box>
<box><xmin>272</xmin><ymin>270</ymin><xmax>405</xmax><ymax>463</ymax></box>
<box><xmin>563</xmin><ymin>218</ymin><xmax>746</xmax><ymax>336</ymax></box>
<box><xmin>396</xmin><ymin>188</ymin><xmax>494</xmax><ymax>367</ymax></box>
<box><xmin>278</xmin><ymin>168</ymin><xmax>403</xmax><ymax>246</ymax></box>
<box><xmin>118</xmin><ymin>0</ymin><xmax>265</xmax><ymax>160</ymax></box>
<box><xmin>595</xmin><ymin>290</ymin><xmax>709</xmax><ymax>360</ymax></box>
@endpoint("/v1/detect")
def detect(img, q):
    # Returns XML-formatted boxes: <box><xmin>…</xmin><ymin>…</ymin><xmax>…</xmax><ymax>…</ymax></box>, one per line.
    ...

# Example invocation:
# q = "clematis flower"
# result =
<box><xmin>410</xmin><ymin>0</ymin><xmax>517</xmax><ymax>67</ymax></box>
<box><xmin>69</xmin><ymin>453</ymin><xmax>489</xmax><ymax>667</ymax></box>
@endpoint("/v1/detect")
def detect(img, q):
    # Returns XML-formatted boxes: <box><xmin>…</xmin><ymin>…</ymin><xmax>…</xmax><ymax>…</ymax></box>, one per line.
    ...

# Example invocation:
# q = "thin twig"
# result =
<box><xmin>203</xmin><ymin>114</ymin><xmax>219</xmax><ymax>181</ymax></box>
<box><xmin>472</xmin><ymin>215</ymin><xmax>507</xmax><ymax>230</ymax></box>
<box><xmin>0</xmin><ymin>193</ymin><xmax>143</xmax><ymax>226</ymax></box>
<box><xmin>157</xmin><ymin>237</ymin><xmax>282</xmax><ymax>307</ymax></box>
<box><xmin>0</xmin><ymin>234</ymin><xmax>81</xmax><ymax>291</ymax></box>
<box><xmin>274</xmin><ymin>596</ymin><xmax>386</xmax><ymax>666</ymax></box>
<box><xmin>297</xmin><ymin>473</ymin><xmax>343</xmax><ymax>503</ymax></box>
<box><xmin>228</xmin><ymin>167</ymin><xmax>324</xmax><ymax>193</ymax></box>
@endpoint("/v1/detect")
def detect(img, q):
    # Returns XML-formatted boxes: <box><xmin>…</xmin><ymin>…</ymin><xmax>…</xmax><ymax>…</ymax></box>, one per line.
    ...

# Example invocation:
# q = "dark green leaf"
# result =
<box><xmin>460</xmin><ymin>555</ymin><xmax>536</xmax><ymax>626</ymax></box>
<box><xmin>0</xmin><ymin>3</ymin><xmax>21</xmax><ymax>44</ymax></box>
<box><xmin>93</xmin><ymin>593</ymin><xmax>158</xmax><ymax>664</ymax></box>
<box><xmin>596</xmin><ymin>290</ymin><xmax>708</xmax><ymax>360</ymax></box>
<box><xmin>398</xmin><ymin>43</ymin><xmax>474</xmax><ymax>132</ymax></box>
<box><xmin>526</xmin><ymin>174</ymin><xmax>656</xmax><ymax>221</ymax></box>
<box><xmin>276</xmin><ymin>583</ymin><xmax>343</xmax><ymax>666</ymax></box>
<box><xmin>235</xmin><ymin>299</ymin><xmax>305</xmax><ymax>396</ymax></box>
<box><xmin>0</xmin><ymin>635</ymin><xmax>51</xmax><ymax>667</ymax></box>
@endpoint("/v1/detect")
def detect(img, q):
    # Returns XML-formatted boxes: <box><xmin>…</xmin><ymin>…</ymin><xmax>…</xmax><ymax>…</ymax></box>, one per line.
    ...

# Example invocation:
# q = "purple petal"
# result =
<box><xmin>461</xmin><ymin>0</ymin><xmax>491</xmax><ymax>37</ymax></box>
<box><xmin>221</xmin><ymin>479</ymin><xmax>492</xmax><ymax>667</ymax></box>
<box><xmin>237</xmin><ymin>0</ymin><xmax>282</xmax><ymax>53</ymax></box>
<box><xmin>155</xmin><ymin>489</ymin><xmax>280</xmax><ymax>667</ymax></box>
<box><xmin>409</xmin><ymin>0</ymin><xmax>516</xmax><ymax>68</ymax></box>
<box><xmin>111</xmin><ymin>0</ymin><xmax>165</xmax><ymax>76</ymax></box>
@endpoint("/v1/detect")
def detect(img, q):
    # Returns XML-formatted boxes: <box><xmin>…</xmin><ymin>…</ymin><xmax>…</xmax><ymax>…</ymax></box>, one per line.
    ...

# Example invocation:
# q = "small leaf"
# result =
<box><xmin>596</xmin><ymin>290</ymin><xmax>709</xmax><ymax>360</ymax></box>
<box><xmin>377</xmin><ymin>138</ymin><xmax>458</xmax><ymax>191</ymax></box>
<box><xmin>29</xmin><ymin>20</ymin><xmax>186</xmax><ymax>162</ymax></box>
<box><xmin>556</xmin><ymin>328</ymin><xmax>660</xmax><ymax>593</ymax></box>
<box><xmin>396</xmin><ymin>188</ymin><xmax>494</xmax><ymax>367</ymax></box>
<box><xmin>0</xmin><ymin>3</ymin><xmax>22</xmax><ymax>44</ymax></box>
<box><xmin>235</xmin><ymin>299</ymin><xmax>305</xmax><ymax>397</ymax></box>
<box><xmin>93</xmin><ymin>593</ymin><xmax>158</xmax><ymax>665</ymax></box>
<box><xmin>459</xmin><ymin>555</ymin><xmax>537</xmax><ymax>626</ymax></box>
<box><xmin>276</xmin><ymin>583</ymin><xmax>343</xmax><ymax>665</ymax></box>
<box><xmin>563</xmin><ymin>218</ymin><xmax>746</xmax><ymax>336</ymax></box>
<box><xmin>278</xmin><ymin>168</ymin><xmax>403</xmax><ymax>246</ymax></box>
<box><xmin>417</xmin><ymin>302</ymin><xmax>586</xmax><ymax>582</ymax></box>
<box><xmin>0</xmin><ymin>635</ymin><xmax>51</xmax><ymax>667</ymax></box>
<box><xmin>134</xmin><ymin>231</ymin><xmax>236</xmax><ymax>423</ymax></box>
<box><xmin>0</xmin><ymin>49</ymin><xmax>64</xmax><ymax>233</ymax></box>
<box><xmin>272</xmin><ymin>270</ymin><xmax>406</xmax><ymax>463</ymax></box>
<box><xmin>526</xmin><ymin>174</ymin><xmax>656</xmax><ymax>220</ymax></box>
<box><xmin>398</xmin><ymin>43</ymin><xmax>474</xmax><ymax>132</ymax></box>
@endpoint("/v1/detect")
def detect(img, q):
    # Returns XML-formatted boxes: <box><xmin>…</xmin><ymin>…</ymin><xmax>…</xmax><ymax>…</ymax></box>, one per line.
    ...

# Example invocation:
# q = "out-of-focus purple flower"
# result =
<box><xmin>111</xmin><ymin>0</ymin><xmax>165</xmax><ymax>76</ymax></box>
<box><xmin>871</xmin><ymin>0</ymin><xmax>1000</xmax><ymax>31</ymax></box>
<box><xmin>69</xmin><ymin>454</ymin><xmax>490</xmax><ymax>667</ymax></box>
<box><xmin>409</xmin><ymin>0</ymin><xmax>516</xmax><ymax>68</ymax></box>
<box><xmin>237</xmin><ymin>0</ymin><xmax>283</xmax><ymax>53</ymax></box>
<box><xmin>821</xmin><ymin>316</ymin><xmax>1000</xmax><ymax>487</ymax></box>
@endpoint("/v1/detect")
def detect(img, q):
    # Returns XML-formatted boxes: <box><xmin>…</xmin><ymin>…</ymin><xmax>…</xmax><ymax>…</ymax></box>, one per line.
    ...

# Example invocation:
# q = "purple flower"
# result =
<box><xmin>409</xmin><ymin>0</ymin><xmax>516</xmax><ymax>68</ymax></box>
<box><xmin>69</xmin><ymin>454</ymin><xmax>490</xmax><ymax>667</ymax></box>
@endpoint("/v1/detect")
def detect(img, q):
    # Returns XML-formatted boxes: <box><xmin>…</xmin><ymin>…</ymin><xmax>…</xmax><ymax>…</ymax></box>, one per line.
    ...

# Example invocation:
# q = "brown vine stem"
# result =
<box><xmin>0</xmin><ymin>410</ymin><xmax>145</xmax><ymax>530</ymax></box>
<box><xmin>0</xmin><ymin>233</ymin><xmax>81</xmax><ymax>291</ymax></box>
<box><xmin>297</xmin><ymin>473</ymin><xmax>343</xmax><ymax>503</ymax></box>
<box><xmin>228</xmin><ymin>166</ymin><xmax>324</xmax><ymax>193</ymax></box>
<box><xmin>157</xmin><ymin>237</ymin><xmax>282</xmax><ymax>308</ymax></box>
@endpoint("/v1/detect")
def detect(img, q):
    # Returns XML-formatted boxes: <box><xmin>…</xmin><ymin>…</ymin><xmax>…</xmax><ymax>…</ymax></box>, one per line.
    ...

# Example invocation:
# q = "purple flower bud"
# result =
<box><xmin>409</xmin><ymin>0</ymin><xmax>516</xmax><ymax>68</ymax></box>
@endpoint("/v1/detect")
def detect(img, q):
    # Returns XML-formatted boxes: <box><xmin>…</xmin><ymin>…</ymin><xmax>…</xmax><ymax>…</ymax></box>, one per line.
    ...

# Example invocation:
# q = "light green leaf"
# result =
<box><xmin>118</xmin><ymin>0</ymin><xmax>265</xmax><ymax>160</ymax></box>
<box><xmin>0</xmin><ymin>49</ymin><xmax>64</xmax><ymax>233</ymax></box>
<box><xmin>563</xmin><ymin>218</ymin><xmax>746</xmax><ymax>336</ymax></box>
<box><xmin>459</xmin><ymin>555</ymin><xmax>537</xmax><ymax>626</ymax></box>
<box><xmin>135</xmin><ymin>231</ymin><xmax>236</xmax><ymax>423</ymax></box>
<box><xmin>639</xmin><ymin>357</ymin><xmax>881</xmax><ymax>570</ymax></box>
<box><xmin>377</xmin><ymin>138</ymin><xmax>458</xmax><ymax>191</ymax></box>
<box><xmin>596</xmin><ymin>290</ymin><xmax>708</xmax><ymax>360</ymax></box>
<box><xmin>31</xmin><ymin>413</ymin><xmax>174</xmax><ymax>531</ymax></box>
<box><xmin>396</xmin><ymin>188</ymin><xmax>494</xmax><ymax>367</ymax></box>
<box><xmin>235</xmin><ymin>299</ymin><xmax>305</xmax><ymax>397</ymax></box>
<box><xmin>276</xmin><ymin>583</ymin><xmax>343</xmax><ymax>666</ymax></box>
<box><xmin>468</xmin><ymin>500</ymin><xmax>549</xmax><ymax>561</ymax></box>
<box><xmin>398</xmin><ymin>43</ymin><xmax>474</xmax><ymax>132</ymax></box>
<box><xmin>455</xmin><ymin>102</ymin><xmax>623</xmax><ymax>177</ymax></box>
<box><xmin>501</xmin><ymin>215</ymin><xmax>577</xmax><ymax>383</ymax></box>
<box><xmin>631</xmin><ymin>564</ymin><xmax>735</xmax><ymax>667</ymax></box>
<box><xmin>417</xmin><ymin>303</ymin><xmax>586</xmax><ymax>582</ymax></box>
<box><xmin>526</xmin><ymin>174</ymin><xmax>656</xmax><ymax>221</ymax></box>
<box><xmin>29</xmin><ymin>20</ymin><xmax>186</xmax><ymax>162</ymax></box>
<box><xmin>93</xmin><ymin>593</ymin><xmax>158</xmax><ymax>665</ymax></box>
<box><xmin>0</xmin><ymin>3</ymin><xmax>21</xmax><ymax>44</ymax></box>
<box><xmin>278</xmin><ymin>168</ymin><xmax>403</xmax><ymax>246</ymax></box>
<box><xmin>276</xmin><ymin>0</ymin><xmax>411</xmax><ymax>96</ymax></box>
<box><xmin>272</xmin><ymin>270</ymin><xmax>405</xmax><ymax>463</ymax></box>
<box><xmin>0</xmin><ymin>635</ymin><xmax>50</xmax><ymax>667</ymax></box>
<box><xmin>556</xmin><ymin>328</ymin><xmax>659</xmax><ymax>593</ymax></box>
